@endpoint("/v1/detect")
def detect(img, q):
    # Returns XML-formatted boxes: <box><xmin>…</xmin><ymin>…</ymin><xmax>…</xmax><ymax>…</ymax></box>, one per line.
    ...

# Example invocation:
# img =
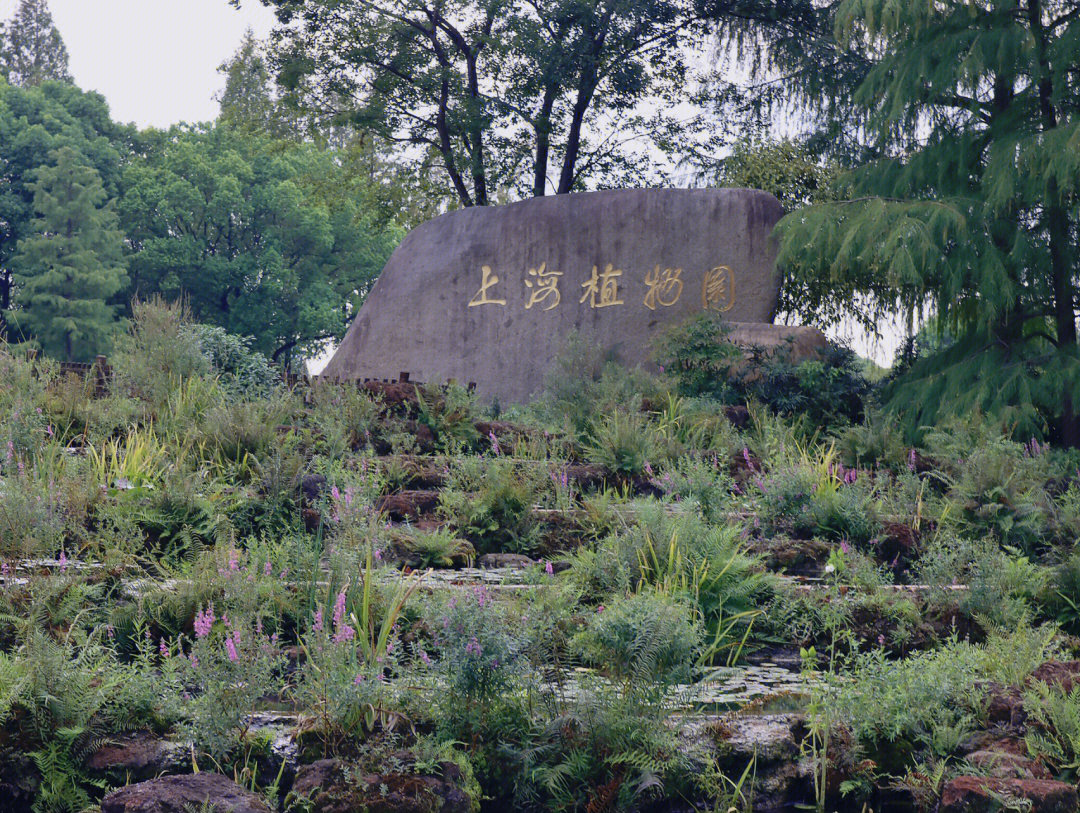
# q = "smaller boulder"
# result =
<box><xmin>478</xmin><ymin>553</ymin><xmax>535</xmax><ymax>569</ymax></box>
<box><xmin>86</xmin><ymin>731</ymin><xmax>187</xmax><ymax>781</ymax></box>
<box><xmin>965</xmin><ymin>749</ymin><xmax>1051</xmax><ymax>780</ymax></box>
<box><xmin>1029</xmin><ymin>661</ymin><xmax>1080</xmax><ymax>694</ymax></box>
<box><xmin>290</xmin><ymin>757</ymin><xmax>474</xmax><ymax>813</ymax></box>
<box><xmin>940</xmin><ymin>776</ymin><xmax>1078</xmax><ymax>813</ymax></box>
<box><xmin>101</xmin><ymin>773</ymin><xmax>271</xmax><ymax>813</ymax></box>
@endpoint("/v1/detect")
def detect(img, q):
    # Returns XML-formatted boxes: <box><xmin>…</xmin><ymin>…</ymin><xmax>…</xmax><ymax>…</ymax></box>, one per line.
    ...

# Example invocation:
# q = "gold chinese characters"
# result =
<box><xmin>524</xmin><ymin>263</ymin><xmax>563</xmax><ymax>310</ymax></box>
<box><xmin>580</xmin><ymin>264</ymin><xmax>624</xmax><ymax>308</ymax></box>
<box><xmin>643</xmin><ymin>265</ymin><xmax>683</xmax><ymax>310</ymax></box>
<box><xmin>467</xmin><ymin>265</ymin><xmax>507</xmax><ymax>307</ymax></box>
<box><xmin>702</xmin><ymin>266</ymin><xmax>735</xmax><ymax>312</ymax></box>
<box><xmin>467</xmin><ymin>263</ymin><xmax>735</xmax><ymax>312</ymax></box>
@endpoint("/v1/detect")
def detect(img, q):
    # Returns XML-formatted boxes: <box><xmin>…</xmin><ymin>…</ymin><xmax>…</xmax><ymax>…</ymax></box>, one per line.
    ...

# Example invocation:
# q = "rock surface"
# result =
<box><xmin>939</xmin><ymin>776</ymin><xmax>1078</xmax><ymax>813</ymax></box>
<box><xmin>324</xmin><ymin>188</ymin><xmax>786</xmax><ymax>404</ymax></box>
<box><xmin>100</xmin><ymin>773</ymin><xmax>272</xmax><ymax>813</ymax></box>
<box><xmin>289</xmin><ymin>757</ymin><xmax>474</xmax><ymax>813</ymax></box>
<box><xmin>86</xmin><ymin>731</ymin><xmax>187</xmax><ymax>780</ymax></box>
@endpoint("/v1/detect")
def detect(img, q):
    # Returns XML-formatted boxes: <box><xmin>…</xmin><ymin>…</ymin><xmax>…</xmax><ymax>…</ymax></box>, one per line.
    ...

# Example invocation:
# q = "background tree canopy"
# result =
<box><xmin>246</xmin><ymin>0</ymin><xmax>720</xmax><ymax>205</ymax></box>
<box><xmin>705</xmin><ymin>0</ymin><xmax>1080</xmax><ymax>444</ymax></box>
<box><xmin>119</xmin><ymin>125</ymin><xmax>399</xmax><ymax>365</ymax></box>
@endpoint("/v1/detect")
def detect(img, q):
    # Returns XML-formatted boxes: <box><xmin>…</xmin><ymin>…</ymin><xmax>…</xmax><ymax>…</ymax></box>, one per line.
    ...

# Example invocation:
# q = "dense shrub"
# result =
<box><xmin>572</xmin><ymin>592</ymin><xmax>701</xmax><ymax>687</ymax></box>
<box><xmin>660</xmin><ymin>314</ymin><xmax>872</xmax><ymax>428</ymax></box>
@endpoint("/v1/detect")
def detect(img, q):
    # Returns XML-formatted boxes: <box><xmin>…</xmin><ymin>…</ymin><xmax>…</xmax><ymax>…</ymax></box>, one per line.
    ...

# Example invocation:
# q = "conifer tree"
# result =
<box><xmin>715</xmin><ymin>0</ymin><xmax>1080</xmax><ymax>444</ymax></box>
<box><xmin>13</xmin><ymin>146</ymin><xmax>127</xmax><ymax>361</ymax></box>
<box><xmin>216</xmin><ymin>29</ymin><xmax>293</xmax><ymax>136</ymax></box>
<box><xmin>0</xmin><ymin>0</ymin><xmax>71</xmax><ymax>87</ymax></box>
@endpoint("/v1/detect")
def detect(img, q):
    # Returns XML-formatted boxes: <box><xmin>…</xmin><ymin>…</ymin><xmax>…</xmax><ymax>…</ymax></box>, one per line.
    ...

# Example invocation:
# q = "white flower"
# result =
<box><xmin>824</xmin><ymin>564</ymin><xmax>836</xmax><ymax>574</ymax></box>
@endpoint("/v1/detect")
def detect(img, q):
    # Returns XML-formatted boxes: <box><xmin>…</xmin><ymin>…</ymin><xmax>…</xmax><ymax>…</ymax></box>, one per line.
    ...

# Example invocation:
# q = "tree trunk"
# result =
<box><xmin>557</xmin><ymin>85</ymin><xmax>593</xmax><ymax>194</ymax></box>
<box><xmin>533</xmin><ymin>87</ymin><xmax>557</xmax><ymax>197</ymax></box>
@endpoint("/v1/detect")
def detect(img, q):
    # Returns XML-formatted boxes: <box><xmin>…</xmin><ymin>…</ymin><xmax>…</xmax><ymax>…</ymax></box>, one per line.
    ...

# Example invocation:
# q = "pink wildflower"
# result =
<box><xmin>58</xmin><ymin>550</ymin><xmax>67</xmax><ymax>572</ymax></box>
<box><xmin>332</xmin><ymin>590</ymin><xmax>347</xmax><ymax>628</ymax></box>
<box><xmin>545</xmin><ymin>560</ymin><xmax>554</xmax><ymax>577</ymax></box>
<box><xmin>225</xmin><ymin>637</ymin><xmax>239</xmax><ymax>662</ymax></box>
<box><xmin>313</xmin><ymin>608</ymin><xmax>324</xmax><ymax>632</ymax></box>
<box><xmin>742</xmin><ymin>447</ymin><xmax>756</xmax><ymax>472</ymax></box>
<box><xmin>465</xmin><ymin>637</ymin><xmax>482</xmax><ymax>657</ymax></box>
<box><xmin>194</xmin><ymin>605</ymin><xmax>215</xmax><ymax>639</ymax></box>
<box><xmin>159</xmin><ymin>638</ymin><xmax>169</xmax><ymax>658</ymax></box>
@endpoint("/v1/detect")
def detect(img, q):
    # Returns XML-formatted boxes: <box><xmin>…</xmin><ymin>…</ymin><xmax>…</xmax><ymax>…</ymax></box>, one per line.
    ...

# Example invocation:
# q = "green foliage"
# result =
<box><xmin>0</xmin><ymin>0</ymin><xmax>71</xmax><ymax>87</ymax></box>
<box><xmin>756</xmin><ymin>0</ymin><xmax>1080</xmax><ymax>443</ymax></box>
<box><xmin>415</xmin><ymin>384</ymin><xmax>480</xmax><ymax>453</ymax></box>
<box><xmin>1043</xmin><ymin>548</ymin><xmax>1080</xmax><ymax>636</ymax></box>
<box><xmin>430</xmin><ymin>584</ymin><xmax>523</xmax><ymax>701</ymax></box>
<box><xmin>505</xmin><ymin>689</ymin><xmax>698</xmax><ymax>811</ymax></box>
<box><xmin>584</xmin><ymin>409</ymin><xmax>661</xmax><ymax>478</ymax></box>
<box><xmin>916</xmin><ymin>534</ymin><xmax>1047</xmax><ymax>629</ymax></box>
<box><xmin>1025</xmin><ymin>682</ymin><xmax>1080</xmax><ymax>781</ymax></box>
<box><xmin>572</xmin><ymin>505</ymin><xmax>768</xmax><ymax>654</ymax></box>
<box><xmin>660</xmin><ymin>314</ymin><xmax>871</xmax><ymax>428</ymax></box>
<box><xmin>714</xmin><ymin>137</ymin><xmax>841</xmax><ymax>210</ymax></box>
<box><xmin>924</xmin><ymin>421</ymin><xmax>1065</xmax><ymax>552</ymax></box>
<box><xmin>180</xmin><ymin>610</ymin><xmax>285</xmax><ymax>763</ymax></box>
<box><xmin>184</xmin><ymin>323</ymin><xmax>281</xmax><ymax>399</ymax></box>
<box><xmin>755</xmin><ymin>445</ymin><xmax>880</xmax><ymax>544</ymax></box>
<box><xmin>647</xmin><ymin>453</ymin><xmax>735</xmax><ymax>525</ymax></box>
<box><xmin>438</xmin><ymin>456</ymin><xmax>543</xmax><ymax>555</ymax></box>
<box><xmin>528</xmin><ymin>330</ymin><xmax>665</xmax><ymax>437</ymax></box>
<box><xmin>256</xmin><ymin>0</ymin><xmax>714</xmax><ymax>205</ymax></box>
<box><xmin>572</xmin><ymin>592</ymin><xmax>701</xmax><ymax>688</ymax></box>
<box><xmin>119</xmin><ymin>124</ymin><xmax>398</xmax><ymax>364</ymax></box>
<box><xmin>0</xmin><ymin>73</ymin><xmax>132</xmax><ymax>344</ymax></box>
<box><xmin>0</xmin><ymin>616</ymin><xmax>126</xmax><ymax>813</ymax></box>
<box><xmin>832</xmin><ymin>624</ymin><xmax>1059</xmax><ymax>772</ymax></box>
<box><xmin>12</xmin><ymin>146</ymin><xmax>127</xmax><ymax>360</ymax></box>
<box><xmin>396</xmin><ymin>526</ymin><xmax>475</xmax><ymax>569</ymax></box>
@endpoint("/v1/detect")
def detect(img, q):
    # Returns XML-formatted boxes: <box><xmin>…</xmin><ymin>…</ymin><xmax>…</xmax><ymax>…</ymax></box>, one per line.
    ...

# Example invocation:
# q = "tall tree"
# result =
<box><xmin>717</xmin><ymin>1</ymin><xmax>1080</xmax><ymax>443</ymax></box>
<box><xmin>217</xmin><ymin>28</ymin><xmax>299</xmax><ymax>138</ymax></box>
<box><xmin>0</xmin><ymin>78</ymin><xmax>131</xmax><ymax>339</ymax></box>
<box><xmin>119</xmin><ymin>125</ymin><xmax>399</xmax><ymax>365</ymax></box>
<box><xmin>0</xmin><ymin>0</ymin><xmax>72</xmax><ymax>87</ymax></box>
<box><xmin>12</xmin><ymin>146</ymin><xmax>127</xmax><ymax>361</ymax></box>
<box><xmin>245</xmin><ymin>0</ymin><xmax>714</xmax><ymax>206</ymax></box>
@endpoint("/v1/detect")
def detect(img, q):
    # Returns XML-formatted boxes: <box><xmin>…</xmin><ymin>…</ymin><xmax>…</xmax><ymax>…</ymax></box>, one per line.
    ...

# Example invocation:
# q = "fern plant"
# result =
<box><xmin>1025</xmin><ymin>683</ymin><xmax>1080</xmax><ymax>781</ymax></box>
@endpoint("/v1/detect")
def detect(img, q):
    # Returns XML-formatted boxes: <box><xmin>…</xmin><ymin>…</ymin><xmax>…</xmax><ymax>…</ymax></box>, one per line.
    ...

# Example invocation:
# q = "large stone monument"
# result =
<box><xmin>324</xmin><ymin>187</ymin><xmax>818</xmax><ymax>403</ymax></box>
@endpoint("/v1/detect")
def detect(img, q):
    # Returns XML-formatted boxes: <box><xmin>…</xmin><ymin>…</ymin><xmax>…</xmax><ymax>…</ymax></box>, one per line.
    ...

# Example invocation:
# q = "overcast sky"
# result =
<box><xmin>0</xmin><ymin>0</ymin><xmax>276</xmax><ymax>127</ymax></box>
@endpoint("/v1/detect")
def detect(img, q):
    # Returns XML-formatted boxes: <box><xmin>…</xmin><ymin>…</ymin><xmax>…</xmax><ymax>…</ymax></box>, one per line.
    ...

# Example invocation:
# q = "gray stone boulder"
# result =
<box><xmin>324</xmin><ymin>188</ymin><xmax>786</xmax><ymax>405</ymax></box>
